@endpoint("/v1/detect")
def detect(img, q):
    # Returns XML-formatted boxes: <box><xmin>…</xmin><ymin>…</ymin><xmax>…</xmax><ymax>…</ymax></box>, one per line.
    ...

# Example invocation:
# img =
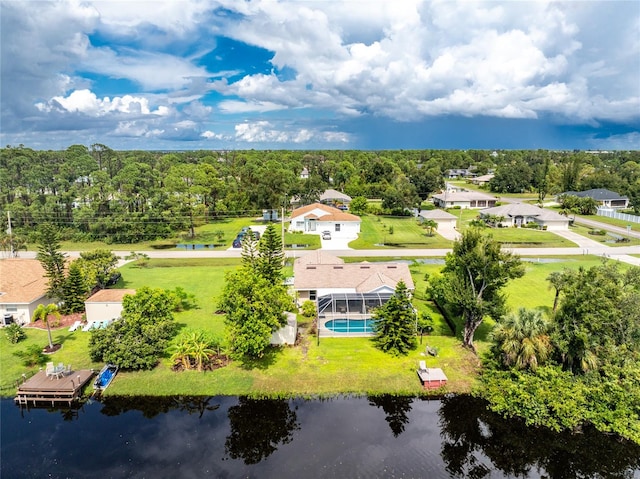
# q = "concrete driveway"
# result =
<box><xmin>321</xmin><ymin>234</ymin><xmax>355</xmax><ymax>250</ymax></box>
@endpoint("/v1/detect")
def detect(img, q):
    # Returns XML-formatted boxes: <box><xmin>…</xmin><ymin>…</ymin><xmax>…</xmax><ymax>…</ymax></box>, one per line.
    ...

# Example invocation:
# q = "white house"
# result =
<box><xmin>418</xmin><ymin>209</ymin><xmax>458</xmax><ymax>228</ymax></box>
<box><xmin>559</xmin><ymin>189</ymin><xmax>629</xmax><ymax>209</ymax></box>
<box><xmin>431</xmin><ymin>191</ymin><xmax>497</xmax><ymax>209</ymax></box>
<box><xmin>0</xmin><ymin>259</ymin><xmax>51</xmax><ymax>326</ymax></box>
<box><xmin>289</xmin><ymin>202</ymin><xmax>361</xmax><ymax>238</ymax></box>
<box><xmin>479</xmin><ymin>203</ymin><xmax>570</xmax><ymax>230</ymax></box>
<box><xmin>84</xmin><ymin>289</ymin><xmax>136</xmax><ymax>325</ymax></box>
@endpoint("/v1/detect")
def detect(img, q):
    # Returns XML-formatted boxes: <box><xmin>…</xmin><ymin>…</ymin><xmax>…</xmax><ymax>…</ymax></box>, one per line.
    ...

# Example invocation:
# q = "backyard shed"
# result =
<box><xmin>84</xmin><ymin>289</ymin><xmax>136</xmax><ymax>325</ymax></box>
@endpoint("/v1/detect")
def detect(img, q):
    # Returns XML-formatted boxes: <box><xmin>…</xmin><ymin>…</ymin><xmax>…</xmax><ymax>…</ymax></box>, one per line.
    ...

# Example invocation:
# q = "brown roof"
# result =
<box><xmin>294</xmin><ymin>260</ymin><xmax>414</xmax><ymax>292</ymax></box>
<box><xmin>290</xmin><ymin>203</ymin><xmax>360</xmax><ymax>222</ymax></box>
<box><xmin>0</xmin><ymin>259</ymin><xmax>49</xmax><ymax>304</ymax></box>
<box><xmin>85</xmin><ymin>289</ymin><xmax>136</xmax><ymax>303</ymax></box>
<box><xmin>295</xmin><ymin>251</ymin><xmax>344</xmax><ymax>266</ymax></box>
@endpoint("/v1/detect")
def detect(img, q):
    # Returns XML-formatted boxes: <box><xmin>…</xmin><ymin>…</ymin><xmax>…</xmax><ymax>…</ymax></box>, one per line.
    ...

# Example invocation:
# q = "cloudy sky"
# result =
<box><xmin>1</xmin><ymin>1</ymin><xmax>639</xmax><ymax>151</ymax></box>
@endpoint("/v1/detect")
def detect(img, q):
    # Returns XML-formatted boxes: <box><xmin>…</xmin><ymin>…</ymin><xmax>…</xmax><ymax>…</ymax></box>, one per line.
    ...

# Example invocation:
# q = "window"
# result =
<box><xmin>310</xmin><ymin>290</ymin><xmax>317</xmax><ymax>301</ymax></box>
<box><xmin>5</xmin><ymin>305</ymin><xmax>17</xmax><ymax>312</ymax></box>
<box><xmin>335</xmin><ymin>224</ymin><xmax>341</xmax><ymax>232</ymax></box>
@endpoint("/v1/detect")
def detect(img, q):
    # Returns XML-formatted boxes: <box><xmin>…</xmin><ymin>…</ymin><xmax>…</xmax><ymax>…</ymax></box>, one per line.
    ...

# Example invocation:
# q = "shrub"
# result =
<box><xmin>13</xmin><ymin>345</ymin><xmax>47</xmax><ymax>367</ymax></box>
<box><xmin>5</xmin><ymin>324</ymin><xmax>26</xmax><ymax>344</ymax></box>
<box><xmin>301</xmin><ymin>300</ymin><xmax>316</xmax><ymax>318</ymax></box>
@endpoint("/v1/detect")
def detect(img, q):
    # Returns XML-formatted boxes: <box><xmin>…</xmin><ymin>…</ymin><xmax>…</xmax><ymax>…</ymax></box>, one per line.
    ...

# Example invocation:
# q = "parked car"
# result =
<box><xmin>233</xmin><ymin>230</ymin><xmax>260</xmax><ymax>247</ymax></box>
<box><xmin>321</xmin><ymin>231</ymin><xmax>332</xmax><ymax>240</ymax></box>
<box><xmin>232</xmin><ymin>237</ymin><xmax>243</xmax><ymax>248</ymax></box>
<box><xmin>337</xmin><ymin>204</ymin><xmax>348</xmax><ymax>211</ymax></box>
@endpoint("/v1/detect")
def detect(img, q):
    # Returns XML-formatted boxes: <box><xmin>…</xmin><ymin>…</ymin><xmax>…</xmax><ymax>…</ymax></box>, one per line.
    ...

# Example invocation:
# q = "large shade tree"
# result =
<box><xmin>441</xmin><ymin>228</ymin><xmax>525</xmax><ymax>350</ymax></box>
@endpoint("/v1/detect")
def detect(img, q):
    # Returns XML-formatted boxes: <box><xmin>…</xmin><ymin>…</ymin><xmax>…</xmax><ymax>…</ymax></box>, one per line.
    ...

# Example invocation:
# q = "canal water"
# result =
<box><xmin>2</xmin><ymin>395</ymin><xmax>639</xmax><ymax>478</ymax></box>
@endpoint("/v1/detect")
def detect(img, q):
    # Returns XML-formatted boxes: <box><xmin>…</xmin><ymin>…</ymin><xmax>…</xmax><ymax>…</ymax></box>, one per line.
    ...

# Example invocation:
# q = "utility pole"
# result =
<box><xmin>7</xmin><ymin>211</ymin><xmax>14</xmax><ymax>257</ymax></box>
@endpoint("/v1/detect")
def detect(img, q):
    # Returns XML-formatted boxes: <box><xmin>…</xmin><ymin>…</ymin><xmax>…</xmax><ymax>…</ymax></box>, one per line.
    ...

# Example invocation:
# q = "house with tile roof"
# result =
<box><xmin>84</xmin><ymin>289</ymin><xmax>136</xmax><ymax>326</ymax></box>
<box><xmin>0</xmin><ymin>259</ymin><xmax>51</xmax><ymax>325</ymax></box>
<box><xmin>293</xmin><ymin>252</ymin><xmax>414</xmax><ymax>335</ymax></box>
<box><xmin>479</xmin><ymin>203</ymin><xmax>569</xmax><ymax>230</ymax></box>
<box><xmin>293</xmin><ymin>252</ymin><xmax>414</xmax><ymax>301</ymax></box>
<box><xmin>289</xmin><ymin>202</ymin><xmax>361</xmax><ymax>238</ymax></box>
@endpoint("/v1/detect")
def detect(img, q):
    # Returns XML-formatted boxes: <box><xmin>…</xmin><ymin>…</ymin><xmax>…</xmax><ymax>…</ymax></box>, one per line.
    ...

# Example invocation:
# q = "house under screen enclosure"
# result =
<box><xmin>317</xmin><ymin>292</ymin><xmax>393</xmax><ymax>336</ymax></box>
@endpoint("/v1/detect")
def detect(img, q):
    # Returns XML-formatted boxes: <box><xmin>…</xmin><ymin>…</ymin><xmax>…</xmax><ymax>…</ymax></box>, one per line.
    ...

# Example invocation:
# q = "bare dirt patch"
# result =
<box><xmin>28</xmin><ymin>313</ymin><xmax>84</xmax><ymax>330</ymax></box>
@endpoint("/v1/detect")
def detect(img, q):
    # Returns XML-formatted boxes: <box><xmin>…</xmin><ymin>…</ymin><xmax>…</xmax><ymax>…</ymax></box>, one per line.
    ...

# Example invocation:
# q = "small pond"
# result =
<box><xmin>2</xmin><ymin>395</ymin><xmax>639</xmax><ymax>478</ymax></box>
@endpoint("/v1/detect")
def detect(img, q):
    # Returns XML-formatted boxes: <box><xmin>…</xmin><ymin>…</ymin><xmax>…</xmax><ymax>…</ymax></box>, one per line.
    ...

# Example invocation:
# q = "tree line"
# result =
<box><xmin>2</xmin><ymin>145</ymin><xmax>639</xmax><ymax>246</ymax></box>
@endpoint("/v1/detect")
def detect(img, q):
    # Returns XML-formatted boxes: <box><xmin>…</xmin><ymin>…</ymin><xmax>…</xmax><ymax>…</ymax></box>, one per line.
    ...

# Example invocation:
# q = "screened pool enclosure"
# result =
<box><xmin>317</xmin><ymin>292</ymin><xmax>393</xmax><ymax>335</ymax></box>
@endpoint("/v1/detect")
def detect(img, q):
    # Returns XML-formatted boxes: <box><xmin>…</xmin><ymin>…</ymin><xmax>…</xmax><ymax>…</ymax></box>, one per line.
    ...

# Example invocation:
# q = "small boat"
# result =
<box><xmin>93</xmin><ymin>364</ymin><xmax>118</xmax><ymax>391</ymax></box>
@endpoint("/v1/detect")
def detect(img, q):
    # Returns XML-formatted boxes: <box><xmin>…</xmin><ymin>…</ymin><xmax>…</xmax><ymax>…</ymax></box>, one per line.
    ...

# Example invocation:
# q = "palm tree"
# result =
<box><xmin>422</xmin><ymin>219</ymin><xmax>438</xmax><ymax>237</ymax></box>
<box><xmin>32</xmin><ymin>303</ymin><xmax>61</xmax><ymax>350</ymax></box>
<box><xmin>490</xmin><ymin>308</ymin><xmax>552</xmax><ymax>370</ymax></box>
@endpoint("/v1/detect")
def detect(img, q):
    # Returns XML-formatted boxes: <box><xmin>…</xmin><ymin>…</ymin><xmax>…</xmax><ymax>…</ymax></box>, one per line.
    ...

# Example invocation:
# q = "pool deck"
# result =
<box><xmin>15</xmin><ymin>369</ymin><xmax>95</xmax><ymax>407</ymax></box>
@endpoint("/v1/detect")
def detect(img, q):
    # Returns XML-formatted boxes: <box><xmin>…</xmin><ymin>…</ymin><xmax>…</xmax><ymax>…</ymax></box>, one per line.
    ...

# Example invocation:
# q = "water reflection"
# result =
<box><xmin>100</xmin><ymin>395</ymin><xmax>220</xmax><ymax>418</ymax></box>
<box><xmin>3</xmin><ymin>395</ymin><xmax>639</xmax><ymax>478</ymax></box>
<box><xmin>438</xmin><ymin>395</ymin><xmax>640</xmax><ymax>478</ymax></box>
<box><xmin>225</xmin><ymin>397</ymin><xmax>300</xmax><ymax>464</ymax></box>
<box><xmin>368</xmin><ymin>394</ymin><xmax>413</xmax><ymax>437</ymax></box>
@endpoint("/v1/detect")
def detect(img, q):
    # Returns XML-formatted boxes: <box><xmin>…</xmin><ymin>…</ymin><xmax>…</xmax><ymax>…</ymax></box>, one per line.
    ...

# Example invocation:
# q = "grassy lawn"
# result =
<box><xmin>578</xmin><ymin>214</ymin><xmax>640</xmax><ymax>233</ymax></box>
<box><xmin>350</xmin><ymin>215</ymin><xmax>453</xmax><ymax>249</ymax></box>
<box><xmin>450</xmin><ymin>208</ymin><xmax>575</xmax><ymax>247</ymax></box>
<box><xmin>1</xmin><ymin>255</ymin><xmax>624</xmax><ymax>398</ymax></box>
<box><xmin>569</xmin><ymin>223</ymin><xmax>640</xmax><ymax>247</ymax></box>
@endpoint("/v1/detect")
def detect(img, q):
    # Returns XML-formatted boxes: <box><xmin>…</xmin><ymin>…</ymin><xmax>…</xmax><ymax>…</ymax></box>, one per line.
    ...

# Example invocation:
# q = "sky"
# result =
<box><xmin>1</xmin><ymin>0</ymin><xmax>639</xmax><ymax>151</ymax></box>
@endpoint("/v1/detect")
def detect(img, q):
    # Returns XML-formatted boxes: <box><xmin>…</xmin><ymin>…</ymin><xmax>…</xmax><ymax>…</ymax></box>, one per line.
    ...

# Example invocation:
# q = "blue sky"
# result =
<box><xmin>1</xmin><ymin>1</ymin><xmax>639</xmax><ymax>151</ymax></box>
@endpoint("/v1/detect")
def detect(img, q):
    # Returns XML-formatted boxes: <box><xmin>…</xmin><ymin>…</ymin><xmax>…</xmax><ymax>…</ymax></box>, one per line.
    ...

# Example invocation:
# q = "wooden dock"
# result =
<box><xmin>15</xmin><ymin>369</ymin><xmax>95</xmax><ymax>407</ymax></box>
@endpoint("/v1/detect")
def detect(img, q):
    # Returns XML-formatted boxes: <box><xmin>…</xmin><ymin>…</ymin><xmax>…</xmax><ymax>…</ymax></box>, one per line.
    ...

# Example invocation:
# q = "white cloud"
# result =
<box><xmin>218</xmin><ymin>100</ymin><xmax>286</xmax><ymax>114</ymax></box>
<box><xmin>234</xmin><ymin>121</ymin><xmax>349</xmax><ymax>144</ymax></box>
<box><xmin>201</xmin><ymin>130</ymin><xmax>227</xmax><ymax>140</ymax></box>
<box><xmin>214</xmin><ymin>0</ymin><xmax>639</xmax><ymax>124</ymax></box>
<box><xmin>35</xmin><ymin>89</ymin><xmax>169</xmax><ymax>117</ymax></box>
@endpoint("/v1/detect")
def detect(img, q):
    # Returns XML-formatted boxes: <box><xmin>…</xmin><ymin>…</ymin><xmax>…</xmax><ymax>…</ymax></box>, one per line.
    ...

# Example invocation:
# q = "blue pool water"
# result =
<box><xmin>325</xmin><ymin>319</ymin><xmax>374</xmax><ymax>333</ymax></box>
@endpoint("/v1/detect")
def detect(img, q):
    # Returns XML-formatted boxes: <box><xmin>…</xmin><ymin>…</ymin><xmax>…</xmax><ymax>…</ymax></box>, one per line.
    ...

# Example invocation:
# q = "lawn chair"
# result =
<box><xmin>419</xmin><ymin>360</ymin><xmax>427</xmax><ymax>372</ymax></box>
<box><xmin>68</xmin><ymin>320</ymin><xmax>82</xmax><ymax>332</ymax></box>
<box><xmin>45</xmin><ymin>362</ymin><xmax>55</xmax><ymax>377</ymax></box>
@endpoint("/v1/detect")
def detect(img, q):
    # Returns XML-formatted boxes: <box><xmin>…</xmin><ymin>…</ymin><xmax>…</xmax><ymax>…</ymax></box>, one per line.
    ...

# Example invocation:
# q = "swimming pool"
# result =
<box><xmin>324</xmin><ymin>318</ymin><xmax>375</xmax><ymax>334</ymax></box>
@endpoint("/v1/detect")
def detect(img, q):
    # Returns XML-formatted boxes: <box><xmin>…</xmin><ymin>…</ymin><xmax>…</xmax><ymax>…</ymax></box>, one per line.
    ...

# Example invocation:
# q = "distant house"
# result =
<box><xmin>418</xmin><ymin>209</ymin><xmax>458</xmax><ymax>228</ymax></box>
<box><xmin>445</xmin><ymin>168</ymin><xmax>475</xmax><ymax>179</ymax></box>
<box><xmin>0</xmin><ymin>259</ymin><xmax>51</xmax><ymax>325</ymax></box>
<box><xmin>479</xmin><ymin>203</ymin><xmax>570</xmax><ymax>230</ymax></box>
<box><xmin>559</xmin><ymin>189</ymin><xmax>629</xmax><ymax>209</ymax></box>
<box><xmin>84</xmin><ymin>289</ymin><xmax>136</xmax><ymax>326</ymax></box>
<box><xmin>300</xmin><ymin>167</ymin><xmax>309</xmax><ymax>179</ymax></box>
<box><xmin>471</xmin><ymin>174</ymin><xmax>494</xmax><ymax>186</ymax></box>
<box><xmin>431</xmin><ymin>191</ymin><xmax>497</xmax><ymax>209</ymax></box>
<box><xmin>319</xmin><ymin>189</ymin><xmax>352</xmax><ymax>206</ymax></box>
<box><xmin>289</xmin><ymin>202</ymin><xmax>360</xmax><ymax>238</ymax></box>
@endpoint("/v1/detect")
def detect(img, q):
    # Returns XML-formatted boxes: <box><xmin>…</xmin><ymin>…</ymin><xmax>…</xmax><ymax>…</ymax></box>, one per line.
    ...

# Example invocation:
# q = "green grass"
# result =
<box><xmin>579</xmin><ymin>213</ymin><xmax>640</xmax><ymax>232</ymax></box>
<box><xmin>350</xmin><ymin>215</ymin><xmax>453</xmax><ymax>249</ymax></box>
<box><xmin>568</xmin><ymin>223</ymin><xmax>640</xmax><ymax>247</ymax></box>
<box><xmin>0</xmin><ymin>327</ymin><xmax>103</xmax><ymax>396</ymax></box>
<box><xmin>2</xmin><ymin>255</ymin><xmax>625</xmax><ymax>398</ymax></box>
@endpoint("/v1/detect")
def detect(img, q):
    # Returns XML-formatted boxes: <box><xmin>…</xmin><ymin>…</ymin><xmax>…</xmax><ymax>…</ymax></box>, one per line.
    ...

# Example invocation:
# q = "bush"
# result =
<box><xmin>13</xmin><ymin>345</ymin><xmax>47</xmax><ymax>367</ymax></box>
<box><xmin>5</xmin><ymin>324</ymin><xmax>26</xmax><ymax>344</ymax></box>
<box><xmin>301</xmin><ymin>300</ymin><xmax>316</xmax><ymax>318</ymax></box>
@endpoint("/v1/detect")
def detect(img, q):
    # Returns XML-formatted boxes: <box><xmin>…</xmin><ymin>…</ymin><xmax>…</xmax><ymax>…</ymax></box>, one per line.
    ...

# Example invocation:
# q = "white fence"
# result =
<box><xmin>597</xmin><ymin>208</ymin><xmax>640</xmax><ymax>224</ymax></box>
